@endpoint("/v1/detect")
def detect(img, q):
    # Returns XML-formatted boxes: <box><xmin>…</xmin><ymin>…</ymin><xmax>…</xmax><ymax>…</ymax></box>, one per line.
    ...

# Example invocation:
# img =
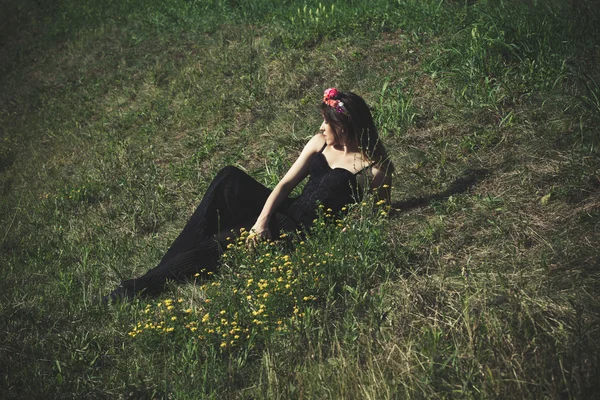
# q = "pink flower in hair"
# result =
<box><xmin>323</xmin><ymin>87</ymin><xmax>339</xmax><ymax>101</ymax></box>
<box><xmin>323</xmin><ymin>87</ymin><xmax>348</xmax><ymax>114</ymax></box>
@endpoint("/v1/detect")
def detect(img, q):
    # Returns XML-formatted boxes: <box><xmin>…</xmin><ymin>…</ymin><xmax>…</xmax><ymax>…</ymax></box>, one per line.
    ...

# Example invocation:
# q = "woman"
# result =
<box><xmin>103</xmin><ymin>88</ymin><xmax>393</xmax><ymax>303</ymax></box>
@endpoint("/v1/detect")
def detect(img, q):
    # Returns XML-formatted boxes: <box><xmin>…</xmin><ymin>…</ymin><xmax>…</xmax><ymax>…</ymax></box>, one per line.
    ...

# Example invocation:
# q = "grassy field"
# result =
<box><xmin>1</xmin><ymin>0</ymin><xmax>599</xmax><ymax>398</ymax></box>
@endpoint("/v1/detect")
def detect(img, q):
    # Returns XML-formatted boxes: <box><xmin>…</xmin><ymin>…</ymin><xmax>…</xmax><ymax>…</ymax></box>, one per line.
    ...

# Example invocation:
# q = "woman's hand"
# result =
<box><xmin>246</xmin><ymin>221</ymin><xmax>272</xmax><ymax>247</ymax></box>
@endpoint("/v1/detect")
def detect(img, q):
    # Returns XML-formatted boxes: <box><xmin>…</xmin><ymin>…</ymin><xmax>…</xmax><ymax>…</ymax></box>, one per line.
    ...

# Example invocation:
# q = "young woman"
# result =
<box><xmin>103</xmin><ymin>88</ymin><xmax>394</xmax><ymax>303</ymax></box>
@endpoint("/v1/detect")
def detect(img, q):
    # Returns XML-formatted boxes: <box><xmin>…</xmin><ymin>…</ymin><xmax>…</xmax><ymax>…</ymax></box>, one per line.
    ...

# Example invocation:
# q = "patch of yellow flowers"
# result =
<box><xmin>127</xmin><ymin>199</ymin><xmax>391</xmax><ymax>350</ymax></box>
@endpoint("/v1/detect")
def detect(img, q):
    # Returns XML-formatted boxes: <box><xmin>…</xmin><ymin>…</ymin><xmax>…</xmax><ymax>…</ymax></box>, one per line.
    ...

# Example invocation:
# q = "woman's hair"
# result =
<box><xmin>320</xmin><ymin>90</ymin><xmax>395</xmax><ymax>174</ymax></box>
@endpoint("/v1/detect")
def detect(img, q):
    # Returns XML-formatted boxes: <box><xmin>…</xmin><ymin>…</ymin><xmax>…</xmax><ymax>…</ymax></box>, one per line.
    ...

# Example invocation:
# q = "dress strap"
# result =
<box><xmin>319</xmin><ymin>143</ymin><xmax>327</xmax><ymax>153</ymax></box>
<box><xmin>354</xmin><ymin>161</ymin><xmax>376</xmax><ymax>175</ymax></box>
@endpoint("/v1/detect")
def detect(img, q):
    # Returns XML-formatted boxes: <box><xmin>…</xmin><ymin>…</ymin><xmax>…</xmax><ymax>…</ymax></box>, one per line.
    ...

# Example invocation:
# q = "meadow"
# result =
<box><xmin>1</xmin><ymin>0</ymin><xmax>599</xmax><ymax>398</ymax></box>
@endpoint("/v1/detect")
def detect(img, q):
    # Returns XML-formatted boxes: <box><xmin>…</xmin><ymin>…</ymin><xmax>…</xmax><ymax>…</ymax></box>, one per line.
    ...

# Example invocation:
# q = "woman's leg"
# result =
<box><xmin>158</xmin><ymin>166</ymin><xmax>272</xmax><ymax>264</ymax></box>
<box><xmin>104</xmin><ymin>166</ymin><xmax>273</xmax><ymax>301</ymax></box>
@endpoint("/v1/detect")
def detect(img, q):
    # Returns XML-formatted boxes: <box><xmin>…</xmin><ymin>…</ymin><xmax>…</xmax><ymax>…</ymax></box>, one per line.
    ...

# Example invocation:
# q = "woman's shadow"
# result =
<box><xmin>390</xmin><ymin>168</ymin><xmax>489</xmax><ymax>214</ymax></box>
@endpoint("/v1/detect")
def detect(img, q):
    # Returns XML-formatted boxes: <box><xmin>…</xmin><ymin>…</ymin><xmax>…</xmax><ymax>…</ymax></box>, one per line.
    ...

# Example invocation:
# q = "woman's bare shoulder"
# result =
<box><xmin>302</xmin><ymin>134</ymin><xmax>326</xmax><ymax>153</ymax></box>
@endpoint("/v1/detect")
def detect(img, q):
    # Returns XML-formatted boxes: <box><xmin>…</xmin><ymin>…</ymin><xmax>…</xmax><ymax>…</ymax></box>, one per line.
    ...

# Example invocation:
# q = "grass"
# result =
<box><xmin>1</xmin><ymin>0</ymin><xmax>599</xmax><ymax>398</ymax></box>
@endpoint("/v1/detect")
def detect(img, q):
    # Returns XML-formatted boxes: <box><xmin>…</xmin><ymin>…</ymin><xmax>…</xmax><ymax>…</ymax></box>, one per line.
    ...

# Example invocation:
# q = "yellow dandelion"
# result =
<box><xmin>220</xmin><ymin>342</ymin><xmax>227</xmax><ymax>348</ymax></box>
<box><xmin>202</xmin><ymin>313</ymin><xmax>210</xmax><ymax>323</ymax></box>
<box><xmin>194</xmin><ymin>273</ymin><xmax>200</xmax><ymax>277</ymax></box>
<box><xmin>171</xmin><ymin>316</ymin><xmax>177</xmax><ymax>321</ymax></box>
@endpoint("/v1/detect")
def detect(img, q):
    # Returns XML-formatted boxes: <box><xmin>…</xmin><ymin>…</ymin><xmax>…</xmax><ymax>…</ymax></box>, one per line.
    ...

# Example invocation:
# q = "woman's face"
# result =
<box><xmin>320</xmin><ymin>119</ymin><xmax>341</xmax><ymax>146</ymax></box>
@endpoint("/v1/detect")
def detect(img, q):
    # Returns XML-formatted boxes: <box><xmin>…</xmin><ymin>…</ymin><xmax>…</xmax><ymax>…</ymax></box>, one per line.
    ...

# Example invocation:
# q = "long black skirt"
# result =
<box><xmin>118</xmin><ymin>166</ymin><xmax>298</xmax><ymax>296</ymax></box>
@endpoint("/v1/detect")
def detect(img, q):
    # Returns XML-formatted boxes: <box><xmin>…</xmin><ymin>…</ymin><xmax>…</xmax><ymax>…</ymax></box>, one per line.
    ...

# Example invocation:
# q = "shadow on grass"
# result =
<box><xmin>391</xmin><ymin>168</ymin><xmax>489</xmax><ymax>214</ymax></box>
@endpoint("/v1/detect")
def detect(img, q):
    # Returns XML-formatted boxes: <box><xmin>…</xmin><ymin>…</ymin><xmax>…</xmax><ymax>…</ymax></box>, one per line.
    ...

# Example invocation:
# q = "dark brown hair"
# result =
<box><xmin>320</xmin><ymin>91</ymin><xmax>394</xmax><ymax>174</ymax></box>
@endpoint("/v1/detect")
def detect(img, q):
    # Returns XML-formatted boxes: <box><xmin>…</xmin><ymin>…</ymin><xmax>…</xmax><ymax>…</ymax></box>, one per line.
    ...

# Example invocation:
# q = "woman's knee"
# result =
<box><xmin>215</xmin><ymin>165</ymin><xmax>247</xmax><ymax>180</ymax></box>
<box><xmin>210</xmin><ymin>166</ymin><xmax>254</xmax><ymax>196</ymax></box>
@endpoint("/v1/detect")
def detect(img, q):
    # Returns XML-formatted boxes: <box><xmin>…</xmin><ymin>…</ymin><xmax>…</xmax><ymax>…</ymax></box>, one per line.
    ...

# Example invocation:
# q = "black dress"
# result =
<box><xmin>110</xmin><ymin>144</ymin><xmax>364</xmax><ymax>299</ymax></box>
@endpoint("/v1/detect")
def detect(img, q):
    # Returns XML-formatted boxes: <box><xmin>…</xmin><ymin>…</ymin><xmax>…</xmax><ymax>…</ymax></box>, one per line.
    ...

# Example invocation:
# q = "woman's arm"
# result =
<box><xmin>250</xmin><ymin>134</ymin><xmax>325</xmax><ymax>239</ymax></box>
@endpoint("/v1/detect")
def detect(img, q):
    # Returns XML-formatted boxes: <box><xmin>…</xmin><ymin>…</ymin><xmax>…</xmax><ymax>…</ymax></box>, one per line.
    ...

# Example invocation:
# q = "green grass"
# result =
<box><xmin>1</xmin><ymin>0</ymin><xmax>599</xmax><ymax>398</ymax></box>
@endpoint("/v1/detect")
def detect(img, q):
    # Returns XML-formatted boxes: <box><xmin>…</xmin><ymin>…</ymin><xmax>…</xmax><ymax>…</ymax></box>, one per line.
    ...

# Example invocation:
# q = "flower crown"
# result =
<box><xmin>323</xmin><ymin>87</ymin><xmax>348</xmax><ymax>115</ymax></box>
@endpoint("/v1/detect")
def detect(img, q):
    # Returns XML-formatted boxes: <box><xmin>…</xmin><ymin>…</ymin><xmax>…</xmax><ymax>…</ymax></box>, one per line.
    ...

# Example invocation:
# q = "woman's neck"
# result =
<box><xmin>331</xmin><ymin>141</ymin><xmax>360</xmax><ymax>155</ymax></box>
